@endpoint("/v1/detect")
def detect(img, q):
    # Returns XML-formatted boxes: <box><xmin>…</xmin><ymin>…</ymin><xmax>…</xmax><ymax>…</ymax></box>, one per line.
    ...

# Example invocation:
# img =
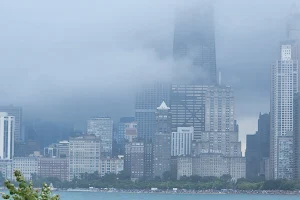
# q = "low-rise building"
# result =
<box><xmin>176</xmin><ymin>157</ymin><xmax>192</xmax><ymax>179</ymax></box>
<box><xmin>38</xmin><ymin>157</ymin><xmax>69</xmax><ymax>181</ymax></box>
<box><xmin>13</xmin><ymin>157</ymin><xmax>38</xmax><ymax>180</ymax></box>
<box><xmin>100</xmin><ymin>156</ymin><xmax>124</xmax><ymax>176</ymax></box>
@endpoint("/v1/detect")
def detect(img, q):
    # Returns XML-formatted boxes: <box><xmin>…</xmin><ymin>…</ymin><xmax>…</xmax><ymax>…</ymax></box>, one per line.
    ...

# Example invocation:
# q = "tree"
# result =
<box><xmin>1</xmin><ymin>170</ymin><xmax>59</xmax><ymax>200</ymax></box>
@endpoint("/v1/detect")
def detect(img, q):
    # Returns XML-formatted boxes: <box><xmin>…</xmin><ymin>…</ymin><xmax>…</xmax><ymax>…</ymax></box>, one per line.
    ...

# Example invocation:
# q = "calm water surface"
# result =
<box><xmin>58</xmin><ymin>191</ymin><xmax>300</xmax><ymax>200</ymax></box>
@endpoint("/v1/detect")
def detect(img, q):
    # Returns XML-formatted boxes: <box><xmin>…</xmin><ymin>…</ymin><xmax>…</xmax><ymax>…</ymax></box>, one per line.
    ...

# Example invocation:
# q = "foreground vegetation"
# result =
<box><xmin>1</xmin><ymin>170</ymin><xmax>59</xmax><ymax>200</ymax></box>
<box><xmin>28</xmin><ymin>171</ymin><xmax>300</xmax><ymax>191</ymax></box>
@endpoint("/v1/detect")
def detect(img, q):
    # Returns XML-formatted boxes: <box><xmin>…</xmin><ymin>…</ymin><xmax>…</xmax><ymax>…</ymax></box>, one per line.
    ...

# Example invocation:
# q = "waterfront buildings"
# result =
<box><xmin>38</xmin><ymin>157</ymin><xmax>69</xmax><ymax>181</ymax></box>
<box><xmin>87</xmin><ymin>117</ymin><xmax>113</xmax><ymax>158</ymax></box>
<box><xmin>270</xmin><ymin>40</ymin><xmax>298</xmax><ymax>180</ymax></box>
<box><xmin>69</xmin><ymin>135</ymin><xmax>101</xmax><ymax>180</ymax></box>
<box><xmin>0</xmin><ymin>112</ymin><xmax>15</xmax><ymax>159</ymax></box>
<box><xmin>100</xmin><ymin>156</ymin><xmax>124</xmax><ymax>177</ymax></box>
<box><xmin>13</xmin><ymin>157</ymin><xmax>38</xmax><ymax>180</ymax></box>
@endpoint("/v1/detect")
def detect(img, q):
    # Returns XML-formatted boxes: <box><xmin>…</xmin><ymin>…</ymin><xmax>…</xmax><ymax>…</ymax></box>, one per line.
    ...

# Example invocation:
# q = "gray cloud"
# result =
<box><xmin>0</xmin><ymin>0</ymin><xmax>298</xmax><ymax>149</ymax></box>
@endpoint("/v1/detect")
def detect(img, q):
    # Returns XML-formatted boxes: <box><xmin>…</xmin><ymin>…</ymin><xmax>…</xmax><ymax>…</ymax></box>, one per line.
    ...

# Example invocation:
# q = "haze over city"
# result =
<box><xmin>0</xmin><ymin>0</ymin><xmax>298</xmax><ymax>151</ymax></box>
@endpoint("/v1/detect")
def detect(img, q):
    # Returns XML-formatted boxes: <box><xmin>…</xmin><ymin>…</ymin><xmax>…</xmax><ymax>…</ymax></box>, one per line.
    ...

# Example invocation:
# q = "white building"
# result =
<box><xmin>0</xmin><ymin>112</ymin><xmax>15</xmax><ymax>159</ymax></box>
<box><xmin>69</xmin><ymin>135</ymin><xmax>101</xmax><ymax>180</ymax></box>
<box><xmin>270</xmin><ymin>41</ymin><xmax>298</xmax><ymax>179</ymax></box>
<box><xmin>100</xmin><ymin>156</ymin><xmax>124</xmax><ymax>176</ymax></box>
<box><xmin>0</xmin><ymin>106</ymin><xmax>22</xmax><ymax>142</ymax></box>
<box><xmin>171</xmin><ymin>127</ymin><xmax>194</xmax><ymax>156</ymax></box>
<box><xmin>58</xmin><ymin>140</ymin><xmax>69</xmax><ymax>158</ymax></box>
<box><xmin>87</xmin><ymin>117</ymin><xmax>113</xmax><ymax>157</ymax></box>
<box><xmin>13</xmin><ymin>157</ymin><xmax>38</xmax><ymax>180</ymax></box>
<box><xmin>0</xmin><ymin>159</ymin><xmax>13</xmax><ymax>180</ymax></box>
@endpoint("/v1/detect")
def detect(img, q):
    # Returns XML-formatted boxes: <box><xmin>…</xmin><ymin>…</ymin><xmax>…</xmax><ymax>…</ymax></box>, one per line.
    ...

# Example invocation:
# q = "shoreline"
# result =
<box><xmin>57</xmin><ymin>189</ymin><xmax>300</xmax><ymax>195</ymax></box>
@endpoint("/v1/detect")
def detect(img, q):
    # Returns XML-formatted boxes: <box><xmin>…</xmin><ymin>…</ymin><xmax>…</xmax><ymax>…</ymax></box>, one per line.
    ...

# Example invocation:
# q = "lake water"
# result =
<box><xmin>58</xmin><ymin>191</ymin><xmax>300</xmax><ymax>200</ymax></box>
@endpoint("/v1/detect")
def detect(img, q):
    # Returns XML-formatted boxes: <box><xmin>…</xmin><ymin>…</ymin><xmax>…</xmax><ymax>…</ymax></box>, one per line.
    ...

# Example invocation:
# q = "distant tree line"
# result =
<box><xmin>26</xmin><ymin>171</ymin><xmax>300</xmax><ymax>191</ymax></box>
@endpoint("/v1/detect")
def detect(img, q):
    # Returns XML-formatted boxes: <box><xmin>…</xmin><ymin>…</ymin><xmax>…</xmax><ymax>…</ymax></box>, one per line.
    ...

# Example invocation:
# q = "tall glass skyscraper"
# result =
<box><xmin>173</xmin><ymin>1</ymin><xmax>217</xmax><ymax>84</ymax></box>
<box><xmin>135</xmin><ymin>82</ymin><xmax>170</xmax><ymax>142</ymax></box>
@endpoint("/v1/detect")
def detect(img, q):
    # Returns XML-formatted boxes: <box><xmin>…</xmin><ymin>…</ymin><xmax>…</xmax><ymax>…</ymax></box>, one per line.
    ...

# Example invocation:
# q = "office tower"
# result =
<box><xmin>87</xmin><ymin>117</ymin><xmax>113</xmax><ymax>157</ymax></box>
<box><xmin>100</xmin><ymin>156</ymin><xmax>124</xmax><ymax>177</ymax></box>
<box><xmin>57</xmin><ymin>140</ymin><xmax>69</xmax><ymax>158</ymax></box>
<box><xmin>173</xmin><ymin>0</ymin><xmax>217</xmax><ymax>84</ymax></box>
<box><xmin>153</xmin><ymin>101</ymin><xmax>172</xmax><ymax>178</ymax></box>
<box><xmin>38</xmin><ymin>157</ymin><xmax>69</xmax><ymax>181</ymax></box>
<box><xmin>69</xmin><ymin>135</ymin><xmax>101</xmax><ymax>180</ymax></box>
<box><xmin>205</xmin><ymin>86</ymin><xmax>234</xmax><ymax>132</ymax></box>
<box><xmin>135</xmin><ymin>82</ymin><xmax>170</xmax><ymax>142</ymax></box>
<box><xmin>270</xmin><ymin>41</ymin><xmax>298</xmax><ymax>180</ymax></box>
<box><xmin>258</xmin><ymin>113</ymin><xmax>271</xmax><ymax>158</ymax></box>
<box><xmin>246</xmin><ymin>134</ymin><xmax>260</xmax><ymax>179</ymax></box>
<box><xmin>125</xmin><ymin>141</ymin><xmax>144</xmax><ymax>181</ymax></box>
<box><xmin>0</xmin><ymin>106</ymin><xmax>22</xmax><ymax>142</ymax></box>
<box><xmin>171</xmin><ymin>127</ymin><xmax>194</xmax><ymax>156</ymax></box>
<box><xmin>0</xmin><ymin>112</ymin><xmax>14</xmax><ymax>159</ymax></box>
<box><xmin>171</xmin><ymin>85</ymin><xmax>208</xmax><ymax>139</ymax></box>
<box><xmin>245</xmin><ymin>113</ymin><xmax>270</xmax><ymax>180</ymax></box>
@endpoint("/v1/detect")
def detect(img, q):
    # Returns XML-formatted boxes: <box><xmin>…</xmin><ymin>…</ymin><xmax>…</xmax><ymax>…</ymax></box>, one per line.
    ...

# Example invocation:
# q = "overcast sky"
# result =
<box><xmin>0</xmin><ymin>0</ymin><xmax>297</xmax><ymax>150</ymax></box>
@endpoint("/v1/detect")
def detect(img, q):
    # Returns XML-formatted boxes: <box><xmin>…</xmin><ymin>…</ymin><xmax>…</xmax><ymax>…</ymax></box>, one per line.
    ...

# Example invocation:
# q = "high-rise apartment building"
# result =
<box><xmin>116</xmin><ymin>117</ymin><xmax>135</xmax><ymax>144</ymax></box>
<box><xmin>125</xmin><ymin>141</ymin><xmax>144</xmax><ymax>181</ymax></box>
<box><xmin>173</xmin><ymin>0</ymin><xmax>216</xmax><ymax>84</ymax></box>
<box><xmin>153</xmin><ymin>101</ymin><xmax>172</xmax><ymax>178</ymax></box>
<box><xmin>171</xmin><ymin>127</ymin><xmax>194</xmax><ymax>156</ymax></box>
<box><xmin>0</xmin><ymin>112</ymin><xmax>14</xmax><ymax>159</ymax></box>
<box><xmin>270</xmin><ymin>41</ymin><xmax>298</xmax><ymax>180</ymax></box>
<box><xmin>69</xmin><ymin>135</ymin><xmax>101</xmax><ymax>180</ymax></box>
<box><xmin>0</xmin><ymin>106</ymin><xmax>22</xmax><ymax>142</ymax></box>
<box><xmin>135</xmin><ymin>82</ymin><xmax>170</xmax><ymax>142</ymax></box>
<box><xmin>87</xmin><ymin>117</ymin><xmax>113</xmax><ymax>158</ymax></box>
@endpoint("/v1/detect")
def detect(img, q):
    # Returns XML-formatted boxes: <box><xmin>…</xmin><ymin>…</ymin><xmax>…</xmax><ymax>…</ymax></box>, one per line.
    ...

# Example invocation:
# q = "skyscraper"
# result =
<box><xmin>171</xmin><ymin>85</ymin><xmax>208</xmax><ymax>139</ymax></box>
<box><xmin>87</xmin><ymin>117</ymin><xmax>113</xmax><ymax>158</ymax></box>
<box><xmin>0</xmin><ymin>112</ymin><xmax>14</xmax><ymax>159</ymax></box>
<box><xmin>153</xmin><ymin>101</ymin><xmax>172</xmax><ymax>178</ymax></box>
<box><xmin>270</xmin><ymin>41</ymin><xmax>298</xmax><ymax>179</ymax></box>
<box><xmin>0</xmin><ymin>105</ymin><xmax>22</xmax><ymax>142</ymax></box>
<box><xmin>293</xmin><ymin>92</ymin><xmax>300</xmax><ymax>180</ymax></box>
<box><xmin>205</xmin><ymin>86</ymin><xmax>235</xmax><ymax>132</ymax></box>
<box><xmin>173</xmin><ymin>0</ymin><xmax>217</xmax><ymax>84</ymax></box>
<box><xmin>135</xmin><ymin>82</ymin><xmax>170</xmax><ymax>142</ymax></box>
